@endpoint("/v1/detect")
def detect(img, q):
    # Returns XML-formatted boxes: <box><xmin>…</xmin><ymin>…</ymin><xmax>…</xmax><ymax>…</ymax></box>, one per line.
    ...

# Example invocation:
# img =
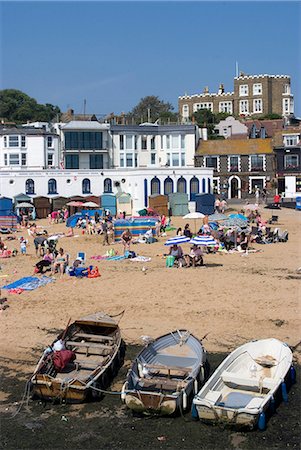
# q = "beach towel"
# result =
<box><xmin>91</xmin><ymin>255</ymin><xmax>108</xmax><ymax>260</ymax></box>
<box><xmin>3</xmin><ymin>276</ymin><xmax>55</xmax><ymax>291</ymax></box>
<box><xmin>106</xmin><ymin>255</ymin><xmax>126</xmax><ymax>261</ymax></box>
<box><xmin>130</xmin><ymin>256</ymin><xmax>151</xmax><ymax>262</ymax></box>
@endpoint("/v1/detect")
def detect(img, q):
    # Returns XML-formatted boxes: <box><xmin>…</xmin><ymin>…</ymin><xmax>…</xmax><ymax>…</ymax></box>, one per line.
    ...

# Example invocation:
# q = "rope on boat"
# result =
<box><xmin>90</xmin><ymin>385</ymin><xmax>125</xmax><ymax>395</ymax></box>
<box><xmin>6</xmin><ymin>379</ymin><xmax>32</xmax><ymax>419</ymax></box>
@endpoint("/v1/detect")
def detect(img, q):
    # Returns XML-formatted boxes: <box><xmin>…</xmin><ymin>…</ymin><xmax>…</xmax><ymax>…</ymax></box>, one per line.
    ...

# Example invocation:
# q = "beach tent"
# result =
<box><xmin>33</xmin><ymin>197</ymin><xmax>51</xmax><ymax>218</ymax></box>
<box><xmin>114</xmin><ymin>217</ymin><xmax>157</xmax><ymax>241</ymax></box>
<box><xmin>195</xmin><ymin>194</ymin><xmax>215</xmax><ymax>215</ymax></box>
<box><xmin>101</xmin><ymin>194</ymin><xmax>117</xmax><ymax>216</ymax></box>
<box><xmin>52</xmin><ymin>196</ymin><xmax>68</xmax><ymax>211</ymax></box>
<box><xmin>168</xmin><ymin>193</ymin><xmax>189</xmax><ymax>216</ymax></box>
<box><xmin>14</xmin><ymin>193</ymin><xmax>32</xmax><ymax>205</ymax></box>
<box><xmin>149</xmin><ymin>194</ymin><xmax>168</xmax><ymax>217</ymax></box>
<box><xmin>116</xmin><ymin>192</ymin><xmax>132</xmax><ymax>216</ymax></box>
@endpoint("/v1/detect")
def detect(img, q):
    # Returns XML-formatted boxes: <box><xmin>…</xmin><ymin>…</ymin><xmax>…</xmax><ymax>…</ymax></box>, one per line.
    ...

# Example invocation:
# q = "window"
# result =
<box><xmin>181</xmin><ymin>153</ymin><xmax>185</xmax><ymax>166</ymax></box>
<box><xmin>172</xmin><ymin>154</ymin><xmax>179</xmax><ymax>167</ymax></box>
<box><xmin>253</xmin><ymin>83</ymin><xmax>262</xmax><ymax>95</ymax></box>
<box><xmin>296</xmin><ymin>178</ymin><xmax>301</xmax><ymax>192</ymax></box>
<box><xmin>25</xmin><ymin>179</ymin><xmax>35</xmax><ymax>195</ymax></box>
<box><xmin>172</xmin><ymin>135</ymin><xmax>179</xmax><ymax>148</ymax></box>
<box><xmin>151</xmin><ymin>177</ymin><xmax>160</xmax><ymax>195</ymax></box>
<box><xmin>166</xmin><ymin>153</ymin><xmax>170</xmax><ymax>166</ymax></box>
<box><xmin>284</xmin><ymin>135</ymin><xmax>299</xmax><ymax>147</ymax></box>
<box><xmin>120</xmin><ymin>154</ymin><xmax>124</xmax><ymax>167</ymax></box>
<box><xmin>21</xmin><ymin>135</ymin><xmax>26</xmax><ymax>147</ymax></box>
<box><xmin>82</xmin><ymin>178</ymin><xmax>91</xmax><ymax>194</ymax></box>
<box><xmin>4</xmin><ymin>154</ymin><xmax>7</xmax><ymax>165</ymax></box>
<box><xmin>126</xmin><ymin>153</ymin><xmax>133</xmax><ymax>167</ymax></box>
<box><xmin>253</xmin><ymin>99</ymin><xmax>263</xmax><ymax>113</ymax></box>
<box><xmin>193</xmin><ymin>103</ymin><xmax>213</xmax><ymax>112</ymax></box>
<box><xmin>126</xmin><ymin>134</ymin><xmax>134</xmax><ymax>149</ymax></box>
<box><xmin>104</xmin><ymin>178</ymin><xmax>112</xmax><ymax>193</ymax></box>
<box><xmin>219</xmin><ymin>102</ymin><xmax>232</xmax><ymax>113</ymax></box>
<box><xmin>284</xmin><ymin>154</ymin><xmax>299</xmax><ymax>169</ymax></box>
<box><xmin>4</xmin><ymin>136</ymin><xmax>7</xmax><ymax>147</ymax></box>
<box><xmin>47</xmin><ymin>136</ymin><xmax>53</xmax><ymax>148</ymax></box>
<box><xmin>229</xmin><ymin>156</ymin><xmax>239</xmax><ymax>172</ymax></box>
<box><xmin>250</xmin><ymin>155</ymin><xmax>264</xmax><ymax>171</ymax></box>
<box><xmin>64</xmin><ymin>131</ymin><xmax>103</xmax><ymax>150</ymax></box>
<box><xmin>151</xmin><ymin>136</ymin><xmax>155</xmax><ymax>150</ymax></box>
<box><xmin>141</xmin><ymin>135</ymin><xmax>147</xmax><ymax>150</ymax></box>
<box><xmin>9</xmin><ymin>136</ymin><xmax>19</xmax><ymax>147</ymax></box>
<box><xmin>283</xmin><ymin>98</ymin><xmax>294</xmax><ymax>115</ymax></box>
<box><xmin>205</xmin><ymin>156</ymin><xmax>218</xmax><ymax>170</ymax></box>
<box><xmin>190</xmin><ymin>177</ymin><xmax>199</xmax><ymax>201</ymax></box>
<box><xmin>164</xmin><ymin>177</ymin><xmax>173</xmax><ymax>195</ymax></box>
<box><xmin>239</xmin><ymin>85</ymin><xmax>248</xmax><ymax>96</ymax></box>
<box><xmin>65</xmin><ymin>154</ymin><xmax>79</xmax><ymax>169</ymax></box>
<box><xmin>284</xmin><ymin>84</ymin><xmax>290</xmax><ymax>94</ymax></box>
<box><xmin>182</xmin><ymin>104</ymin><xmax>189</xmax><ymax>118</ymax></box>
<box><xmin>48</xmin><ymin>179</ymin><xmax>57</xmax><ymax>194</ymax></box>
<box><xmin>47</xmin><ymin>153</ymin><xmax>54</xmax><ymax>166</ymax></box>
<box><xmin>160</xmin><ymin>135</ymin><xmax>164</xmax><ymax>149</ymax></box>
<box><xmin>239</xmin><ymin>100</ymin><xmax>249</xmax><ymax>114</ymax></box>
<box><xmin>9</xmin><ymin>154</ymin><xmax>19</xmax><ymax>165</ymax></box>
<box><xmin>177</xmin><ymin>177</ymin><xmax>186</xmax><ymax>193</ymax></box>
<box><xmin>90</xmin><ymin>154</ymin><xmax>103</xmax><ymax>169</ymax></box>
<box><xmin>181</xmin><ymin>135</ymin><xmax>185</xmax><ymax>149</ymax></box>
<box><xmin>212</xmin><ymin>178</ymin><xmax>219</xmax><ymax>195</ymax></box>
<box><xmin>134</xmin><ymin>153</ymin><xmax>138</xmax><ymax>167</ymax></box>
<box><xmin>166</xmin><ymin>135</ymin><xmax>170</xmax><ymax>149</ymax></box>
<box><xmin>21</xmin><ymin>153</ymin><xmax>27</xmax><ymax>166</ymax></box>
<box><xmin>151</xmin><ymin>153</ymin><xmax>156</xmax><ymax>165</ymax></box>
<box><xmin>120</xmin><ymin>135</ymin><xmax>124</xmax><ymax>150</ymax></box>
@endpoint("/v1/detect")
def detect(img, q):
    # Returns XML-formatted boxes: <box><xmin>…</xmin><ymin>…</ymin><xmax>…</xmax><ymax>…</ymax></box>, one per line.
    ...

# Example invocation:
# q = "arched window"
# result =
<box><xmin>177</xmin><ymin>176</ymin><xmax>186</xmax><ymax>193</ymax></box>
<box><xmin>25</xmin><ymin>179</ymin><xmax>35</xmax><ymax>195</ymax></box>
<box><xmin>104</xmin><ymin>178</ymin><xmax>112</xmax><ymax>193</ymax></box>
<box><xmin>48</xmin><ymin>178</ymin><xmax>57</xmax><ymax>194</ymax></box>
<box><xmin>202</xmin><ymin>178</ymin><xmax>206</xmax><ymax>193</ymax></box>
<box><xmin>151</xmin><ymin>177</ymin><xmax>160</xmax><ymax>195</ymax></box>
<box><xmin>190</xmin><ymin>177</ymin><xmax>199</xmax><ymax>201</ymax></box>
<box><xmin>207</xmin><ymin>178</ymin><xmax>211</xmax><ymax>193</ymax></box>
<box><xmin>164</xmin><ymin>177</ymin><xmax>173</xmax><ymax>195</ymax></box>
<box><xmin>82</xmin><ymin>178</ymin><xmax>91</xmax><ymax>194</ymax></box>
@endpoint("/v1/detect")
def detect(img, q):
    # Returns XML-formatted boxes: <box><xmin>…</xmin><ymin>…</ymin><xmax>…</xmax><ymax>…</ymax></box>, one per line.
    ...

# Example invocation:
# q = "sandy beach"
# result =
<box><xmin>0</xmin><ymin>205</ymin><xmax>300</xmax><ymax>449</ymax></box>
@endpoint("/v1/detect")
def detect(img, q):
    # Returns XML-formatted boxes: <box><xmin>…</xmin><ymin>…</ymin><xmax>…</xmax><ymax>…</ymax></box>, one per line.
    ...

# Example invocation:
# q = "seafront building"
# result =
<box><xmin>179</xmin><ymin>74</ymin><xmax>294</xmax><ymax>121</ymax></box>
<box><xmin>0</xmin><ymin>122</ymin><xmax>213</xmax><ymax>213</ymax></box>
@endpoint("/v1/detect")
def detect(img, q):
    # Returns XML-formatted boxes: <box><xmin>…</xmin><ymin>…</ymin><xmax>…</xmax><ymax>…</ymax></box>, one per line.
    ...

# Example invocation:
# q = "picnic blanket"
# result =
<box><xmin>3</xmin><ymin>276</ymin><xmax>55</xmax><ymax>291</ymax></box>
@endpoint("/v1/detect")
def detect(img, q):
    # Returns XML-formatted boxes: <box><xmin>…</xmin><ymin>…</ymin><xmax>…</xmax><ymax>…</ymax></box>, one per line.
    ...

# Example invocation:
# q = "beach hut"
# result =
<box><xmin>101</xmin><ymin>194</ymin><xmax>117</xmax><ymax>216</ymax></box>
<box><xmin>13</xmin><ymin>193</ymin><xmax>32</xmax><ymax>205</ymax></box>
<box><xmin>33</xmin><ymin>197</ymin><xmax>51</xmax><ymax>219</ymax></box>
<box><xmin>0</xmin><ymin>197</ymin><xmax>18</xmax><ymax>229</ymax></box>
<box><xmin>168</xmin><ymin>193</ymin><xmax>189</xmax><ymax>216</ymax></box>
<box><xmin>52</xmin><ymin>196</ymin><xmax>68</xmax><ymax>211</ymax></box>
<box><xmin>116</xmin><ymin>192</ymin><xmax>132</xmax><ymax>216</ymax></box>
<box><xmin>148</xmin><ymin>194</ymin><xmax>168</xmax><ymax>216</ymax></box>
<box><xmin>195</xmin><ymin>193</ymin><xmax>215</xmax><ymax>215</ymax></box>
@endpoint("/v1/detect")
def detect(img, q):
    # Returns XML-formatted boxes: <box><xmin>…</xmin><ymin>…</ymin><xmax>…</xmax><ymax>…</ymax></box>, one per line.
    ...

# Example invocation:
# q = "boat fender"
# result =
<box><xmin>194</xmin><ymin>379</ymin><xmax>198</xmax><ymax>395</ymax></box>
<box><xmin>281</xmin><ymin>381</ymin><xmax>288</xmax><ymax>403</ymax></box>
<box><xmin>290</xmin><ymin>365</ymin><xmax>296</xmax><ymax>384</ymax></box>
<box><xmin>191</xmin><ymin>400</ymin><xmax>199</xmax><ymax>420</ymax></box>
<box><xmin>270</xmin><ymin>395</ymin><xmax>275</xmax><ymax>414</ymax></box>
<box><xmin>121</xmin><ymin>382</ymin><xmax>128</xmax><ymax>402</ymax></box>
<box><xmin>258</xmin><ymin>412</ymin><xmax>266</xmax><ymax>431</ymax></box>
<box><xmin>182</xmin><ymin>390</ymin><xmax>187</xmax><ymax>410</ymax></box>
<box><xmin>199</xmin><ymin>366</ymin><xmax>205</xmax><ymax>383</ymax></box>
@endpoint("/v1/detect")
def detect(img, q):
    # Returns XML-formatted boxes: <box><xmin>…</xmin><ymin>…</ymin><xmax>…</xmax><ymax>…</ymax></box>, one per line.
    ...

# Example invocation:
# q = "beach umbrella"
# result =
<box><xmin>228</xmin><ymin>214</ymin><xmax>248</xmax><ymax>221</ymax></box>
<box><xmin>183</xmin><ymin>212</ymin><xmax>205</xmax><ymax>233</ymax></box>
<box><xmin>221</xmin><ymin>218</ymin><xmax>248</xmax><ymax>228</ymax></box>
<box><xmin>164</xmin><ymin>235</ymin><xmax>190</xmax><ymax>246</ymax></box>
<box><xmin>66</xmin><ymin>201</ymin><xmax>84</xmax><ymax>207</ymax></box>
<box><xmin>83</xmin><ymin>201</ymin><xmax>99</xmax><ymax>208</ymax></box>
<box><xmin>189</xmin><ymin>235</ymin><xmax>217</xmax><ymax>246</ymax></box>
<box><xmin>243</xmin><ymin>204</ymin><xmax>261</xmax><ymax>211</ymax></box>
<box><xmin>208</xmin><ymin>213</ymin><xmax>227</xmax><ymax>221</ymax></box>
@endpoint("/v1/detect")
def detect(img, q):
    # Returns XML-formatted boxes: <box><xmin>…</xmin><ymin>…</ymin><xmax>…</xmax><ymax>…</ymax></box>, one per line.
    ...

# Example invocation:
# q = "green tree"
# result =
<box><xmin>128</xmin><ymin>95</ymin><xmax>177</xmax><ymax>123</ymax></box>
<box><xmin>0</xmin><ymin>89</ymin><xmax>61</xmax><ymax>123</ymax></box>
<box><xmin>192</xmin><ymin>109</ymin><xmax>231</xmax><ymax>138</ymax></box>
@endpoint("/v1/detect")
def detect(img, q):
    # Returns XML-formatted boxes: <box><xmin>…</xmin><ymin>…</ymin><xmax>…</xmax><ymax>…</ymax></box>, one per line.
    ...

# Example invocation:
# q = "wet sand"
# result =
<box><xmin>0</xmin><ymin>205</ymin><xmax>300</xmax><ymax>448</ymax></box>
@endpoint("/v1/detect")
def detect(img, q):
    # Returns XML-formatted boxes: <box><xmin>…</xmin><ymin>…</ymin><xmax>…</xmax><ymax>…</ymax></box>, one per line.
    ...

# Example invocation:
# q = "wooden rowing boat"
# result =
<box><xmin>30</xmin><ymin>312</ymin><xmax>125</xmax><ymax>403</ymax></box>
<box><xmin>121</xmin><ymin>329</ymin><xmax>207</xmax><ymax>415</ymax></box>
<box><xmin>192</xmin><ymin>338</ymin><xmax>294</xmax><ymax>429</ymax></box>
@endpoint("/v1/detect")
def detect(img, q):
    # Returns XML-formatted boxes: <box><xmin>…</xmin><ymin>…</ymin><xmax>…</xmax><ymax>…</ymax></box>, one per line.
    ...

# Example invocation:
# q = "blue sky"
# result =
<box><xmin>1</xmin><ymin>1</ymin><xmax>301</xmax><ymax>116</ymax></box>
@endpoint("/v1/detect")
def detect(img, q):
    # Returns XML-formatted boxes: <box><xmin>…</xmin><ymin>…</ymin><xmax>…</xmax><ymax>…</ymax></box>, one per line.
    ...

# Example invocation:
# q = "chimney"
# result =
<box><xmin>203</xmin><ymin>86</ymin><xmax>209</xmax><ymax>94</ymax></box>
<box><xmin>218</xmin><ymin>84</ymin><xmax>224</xmax><ymax>94</ymax></box>
<box><xmin>202</xmin><ymin>128</ymin><xmax>208</xmax><ymax>141</ymax></box>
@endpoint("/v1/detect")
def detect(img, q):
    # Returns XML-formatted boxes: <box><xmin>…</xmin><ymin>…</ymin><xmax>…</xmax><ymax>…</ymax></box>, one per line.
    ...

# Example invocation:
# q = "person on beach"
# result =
<box><xmin>121</xmin><ymin>228</ymin><xmax>132</xmax><ymax>253</ymax></box>
<box><xmin>52</xmin><ymin>248</ymin><xmax>68</xmax><ymax>277</ymax></box>
<box><xmin>34</xmin><ymin>248</ymin><xmax>54</xmax><ymax>274</ymax></box>
<box><xmin>168</xmin><ymin>244</ymin><xmax>184</xmax><ymax>267</ymax></box>
<box><xmin>183</xmin><ymin>223</ymin><xmax>192</xmax><ymax>238</ymax></box>
<box><xmin>185</xmin><ymin>244</ymin><xmax>204</xmax><ymax>267</ymax></box>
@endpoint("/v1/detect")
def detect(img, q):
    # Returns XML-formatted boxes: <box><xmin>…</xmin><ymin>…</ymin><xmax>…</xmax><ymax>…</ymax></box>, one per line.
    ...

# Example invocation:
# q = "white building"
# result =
<box><xmin>214</xmin><ymin>116</ymin><xmax>248</xmax><ymax>139</ymax></box>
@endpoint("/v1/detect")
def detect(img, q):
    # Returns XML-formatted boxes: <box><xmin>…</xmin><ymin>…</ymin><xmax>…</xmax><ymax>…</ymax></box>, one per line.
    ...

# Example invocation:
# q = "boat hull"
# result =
<box><xmin>125</xmin><ymin>392</ymin><xmax>178</xmax><ymax>415</ymax></box>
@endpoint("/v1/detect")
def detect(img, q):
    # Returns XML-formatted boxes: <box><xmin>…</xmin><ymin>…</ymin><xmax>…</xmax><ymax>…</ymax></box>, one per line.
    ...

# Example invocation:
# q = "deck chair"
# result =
<box><xmin>77</xmin><ymin>252</ymin><xmax>86</xmax><ymax>263</ymax></box>
<box><xmin>273</xmin><ymin>228</ymin><xmax>280</xmax><ymax>243</ymax></box>
<box><xmin>278</xmin><ymin>230</ymin><xmax>289</xmax><ymax>242</ymax></box>
<box><xmin>268</xmin><ymin>215</ymin><xmax>279</xmax><ymax>224</ymax></box>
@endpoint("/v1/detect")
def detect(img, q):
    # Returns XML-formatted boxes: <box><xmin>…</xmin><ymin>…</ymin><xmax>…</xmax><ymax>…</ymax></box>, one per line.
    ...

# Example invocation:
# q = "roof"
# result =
<box><xmin>111</xmin><ymin>124</ymin><xmax>196</xmax><ymax>134</ymax></box>
<box><xmin>196</xmin><ymin>138</ymin><xmax>273</xmax><ymax>155</ymax></box>
<box><xmin>244</xmin><ymin>119</ymin><xmax>284</xmax><ymax>137</ymax></box>
<box><xmin>0</xmin><ymin>126</ymin><xmax>57</xmax><ymax>136</ymax></box>
<box><xmin>61</xmin><ymin>121</ymin><xmax>110</xmax><ymax>130</ymax></box>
